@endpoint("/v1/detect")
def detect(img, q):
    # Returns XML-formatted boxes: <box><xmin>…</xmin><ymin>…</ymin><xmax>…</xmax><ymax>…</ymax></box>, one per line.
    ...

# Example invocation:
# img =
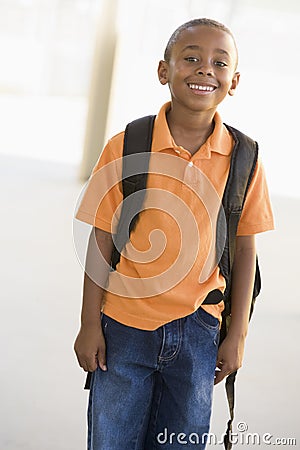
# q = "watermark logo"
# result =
<box><xmin>156</xmin><ymin>423</ymin><xmax>297</xmax><ymax>446</ymax></box>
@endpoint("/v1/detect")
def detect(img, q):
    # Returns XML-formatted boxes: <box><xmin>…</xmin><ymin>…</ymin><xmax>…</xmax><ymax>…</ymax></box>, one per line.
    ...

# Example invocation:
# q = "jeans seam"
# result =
<box><xmin>134</xmin><ymin>374</ymin><xmax>155</xmax><ymax>450</ymax></box>
<box><xmin>158</xmin><ymin>320</ymin><xmax>182</xmax><ymax>362</ymax></box>
<box><xmin>158</xmin><ymin>326</ymin><xmax>166</xmax><ymax>361</ymax></box>
<box><xmin>145</xmin><ymin>374</ymin><xmax>163</xmax><ymax>450</ymax></box>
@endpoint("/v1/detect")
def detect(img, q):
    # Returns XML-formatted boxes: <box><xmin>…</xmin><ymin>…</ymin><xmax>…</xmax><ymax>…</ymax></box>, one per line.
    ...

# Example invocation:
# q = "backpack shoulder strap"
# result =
<box><xmin>110</xmin><ymin>115</ymin><xmax>156</xmax><ymax>270</ymax></box>
<box><xmin>219</xmin><ymin>124</ymin><xmax>259</xmax><ymax>290</ymax></box>
<box><xmin>123</xmin><ymin>115</ymin><xmax>156</xmax><ymax>159</ymax></box>
<box><xmin>223</xmin><ymin>125</ymin><xmax>258</xmax><ymax>210</ymax></box>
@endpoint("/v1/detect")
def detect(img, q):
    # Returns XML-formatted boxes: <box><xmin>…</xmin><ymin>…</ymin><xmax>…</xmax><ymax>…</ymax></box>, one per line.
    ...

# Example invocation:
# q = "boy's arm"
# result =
<box><xmin>214</xmin><ymin>235</ymin><xmax>256</xmax><ymax>385</ymax></box>
<box><xmin>74</xmin><ymin>227</ymin><xmax>113</xmax><ymax>373</ymax></box>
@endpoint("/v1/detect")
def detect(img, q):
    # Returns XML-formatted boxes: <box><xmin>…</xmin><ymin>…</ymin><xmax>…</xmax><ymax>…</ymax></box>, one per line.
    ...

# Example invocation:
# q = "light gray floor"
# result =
<box><xmin>1</xmin><ymin>155</ymin><xmax>299</xmax><ymax>449</ymax></box>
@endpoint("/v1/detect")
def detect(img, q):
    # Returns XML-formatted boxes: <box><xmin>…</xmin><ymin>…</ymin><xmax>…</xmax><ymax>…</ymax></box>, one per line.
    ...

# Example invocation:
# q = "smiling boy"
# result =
<box><xmin>74</xmin><ymin>18</ymin><xmax>274</xmax><ymax>450</ymax></box>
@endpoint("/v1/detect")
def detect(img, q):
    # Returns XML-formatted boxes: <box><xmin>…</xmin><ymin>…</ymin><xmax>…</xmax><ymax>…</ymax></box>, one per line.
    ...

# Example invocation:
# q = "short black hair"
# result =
<box><xmin>164</xmin><ymin>18</ymin><xmax>238</xmax><ymax>67</ymax></box>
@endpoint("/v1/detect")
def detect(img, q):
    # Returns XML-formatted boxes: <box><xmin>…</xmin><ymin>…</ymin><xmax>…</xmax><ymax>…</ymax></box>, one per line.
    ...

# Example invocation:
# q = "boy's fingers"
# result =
<box><xmin>214</xmin><ymin>361</ymin><xmax>231</xmax><ymax>385</ymax></box>
<box><xmin>74</xmin><ymin>332</ymin><xmax>107</xmax><ymax>371</ymax></box>
<box><xmin>214</xmin><ymin>369</ymin><xmax>226</xmax><ymax>385</ymax></box>
<box><xmin>75</xmin><ymin>351</ymin><xmax>98</xmax><ymax>372</ymax></box>
<box><xmin>75</xmin><ymin>354</ymin><xmax>89</xmax><ymax>372</ymax></box>
<box><xmin>216</xmin><ymin>359</ymin><xmax>224</xmax><ymax>369</ymax></box>
<box><xmin>97</xmin><ymin>349</ymin><xmax>107</xmax><ymax>371</ymax></box>
<box><xmin>81</xmin><ymin>356</ymin><xmax>97</xmax><ymax>372</ymax></box>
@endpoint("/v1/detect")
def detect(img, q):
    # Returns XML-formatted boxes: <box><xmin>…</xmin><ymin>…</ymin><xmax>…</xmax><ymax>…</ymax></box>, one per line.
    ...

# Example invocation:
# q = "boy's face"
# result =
<box><xmin>158</xmin><ymin>26</ymin><xmax>240</xmax><ymax>114</ymax></box>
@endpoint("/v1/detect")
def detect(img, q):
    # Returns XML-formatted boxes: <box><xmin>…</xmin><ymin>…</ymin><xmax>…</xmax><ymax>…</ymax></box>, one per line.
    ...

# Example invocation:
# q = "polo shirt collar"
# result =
<box><xmin>151</xmin><ymin>102</ymin><xmax>233</xmax><ymax>159</ymax></box>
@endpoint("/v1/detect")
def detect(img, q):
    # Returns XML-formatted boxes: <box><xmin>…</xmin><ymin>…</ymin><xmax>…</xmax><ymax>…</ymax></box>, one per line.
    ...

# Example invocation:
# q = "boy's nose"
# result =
<box><xmin>197</xmin><ymin>64</ymin><xmax>213</xmax><ymax>76</ymax></box>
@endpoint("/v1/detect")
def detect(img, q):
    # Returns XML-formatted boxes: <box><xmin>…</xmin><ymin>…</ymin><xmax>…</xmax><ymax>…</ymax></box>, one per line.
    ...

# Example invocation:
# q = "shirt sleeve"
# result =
<box><xmin>236</xmin><ymin>157</ymin><xmax>275</xmax><ymax>236</ymax></box>
<box><xmin>75</xmin><ymin>135</ymin><xmax>124</xmax><ymax>233</ymax></box>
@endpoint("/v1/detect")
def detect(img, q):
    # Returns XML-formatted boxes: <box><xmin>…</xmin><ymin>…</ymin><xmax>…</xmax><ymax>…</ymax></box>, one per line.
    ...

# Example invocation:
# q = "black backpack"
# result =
<box><xmin>88</xmin><ymin>115</ymin><xmax>260</xmax><ymax>450</ymax></box>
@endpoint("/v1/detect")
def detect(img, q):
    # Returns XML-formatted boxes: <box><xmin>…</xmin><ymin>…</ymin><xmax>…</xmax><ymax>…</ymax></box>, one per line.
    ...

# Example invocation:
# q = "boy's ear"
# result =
<box><xmin>228</xmin><ymin>72</ymin><xmax>240</xmax><ymax>96</ymax></box>
<box><xmin>158</xmin><ymin>60</ymin><xmax>169</xmax><ymax>85</ymax></box>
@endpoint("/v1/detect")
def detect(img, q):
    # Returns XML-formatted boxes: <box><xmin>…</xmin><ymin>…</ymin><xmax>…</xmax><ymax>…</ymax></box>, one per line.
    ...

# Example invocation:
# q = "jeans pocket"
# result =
<box><xmin>194</xmin><ymin>307</ymin><xmax>220</xmax><ymax>331</ymax></box>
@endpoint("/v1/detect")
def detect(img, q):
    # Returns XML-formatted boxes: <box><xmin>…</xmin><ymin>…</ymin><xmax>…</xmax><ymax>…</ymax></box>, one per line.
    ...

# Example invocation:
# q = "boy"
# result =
<box><xmin>74</xmin><ymin>18</ymin><xmax>274</xmax><ymax>449</ymax></box>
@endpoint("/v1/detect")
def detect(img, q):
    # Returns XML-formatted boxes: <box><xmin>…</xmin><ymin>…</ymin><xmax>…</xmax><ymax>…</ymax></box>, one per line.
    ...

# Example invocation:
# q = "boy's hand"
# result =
<box><xmin>214</xmin><ymin>334</ymin><xmax>245</xmax><ymax>385</ymax></box>
<box><xmin>74</xmin><ymin>324</ymin><xmax>107</xmax><ymax>372</ymax></box>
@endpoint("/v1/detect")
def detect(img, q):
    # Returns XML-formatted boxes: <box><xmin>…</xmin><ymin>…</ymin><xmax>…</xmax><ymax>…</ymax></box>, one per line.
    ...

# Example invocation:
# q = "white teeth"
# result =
<box><xmin>188</xmin><ymin>84</ymin><xmax>215</xmax><ymax>91</ymax></box>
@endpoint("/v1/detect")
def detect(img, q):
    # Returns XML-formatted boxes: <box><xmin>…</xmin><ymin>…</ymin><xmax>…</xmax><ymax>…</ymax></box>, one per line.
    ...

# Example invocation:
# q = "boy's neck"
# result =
<box><xmin>166</xmin><ymin>105</ymin><xmax>216</xmax><ymax>155</ymax></box>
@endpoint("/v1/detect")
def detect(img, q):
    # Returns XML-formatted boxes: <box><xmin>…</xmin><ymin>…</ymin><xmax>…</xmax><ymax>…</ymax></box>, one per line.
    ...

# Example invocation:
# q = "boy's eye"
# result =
<box><xmin>184</xmin><ymin>57</ymin><xmax>199</xmax><ymax>62</ymax></box>
<box><xmin>215</xmin><ymin>61</ymin><xmax>228</xmax><ymax>67</ymax></box>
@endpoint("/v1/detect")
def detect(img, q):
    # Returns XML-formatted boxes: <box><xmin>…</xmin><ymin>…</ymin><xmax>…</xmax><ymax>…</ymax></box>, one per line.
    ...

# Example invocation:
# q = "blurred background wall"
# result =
<box><xmin>0</xmin><ymin>1</ymin><xmax>299</xmax><ymax>449</ymax></box>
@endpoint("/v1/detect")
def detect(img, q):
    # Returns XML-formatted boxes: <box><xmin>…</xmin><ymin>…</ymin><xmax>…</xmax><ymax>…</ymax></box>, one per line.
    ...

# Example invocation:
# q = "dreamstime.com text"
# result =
<box><xmin>156</xmin><ymin>422</ymin><xmax>297</xmax><ymax>446</ymax></box>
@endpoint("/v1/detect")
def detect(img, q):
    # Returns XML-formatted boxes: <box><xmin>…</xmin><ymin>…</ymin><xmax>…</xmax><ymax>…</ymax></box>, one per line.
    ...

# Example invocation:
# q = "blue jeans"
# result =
<box><xmin>87</xmin><ymin>308</ymin><xmax>220</xmax><ymax>450</ymax></box>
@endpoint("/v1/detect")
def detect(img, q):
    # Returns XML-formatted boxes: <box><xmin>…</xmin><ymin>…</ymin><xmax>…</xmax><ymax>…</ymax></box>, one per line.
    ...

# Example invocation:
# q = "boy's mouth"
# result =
<box><xmin>188</xmin><ymin>83</ymin><xmax>217</xmax><ymax>93</ymax></box>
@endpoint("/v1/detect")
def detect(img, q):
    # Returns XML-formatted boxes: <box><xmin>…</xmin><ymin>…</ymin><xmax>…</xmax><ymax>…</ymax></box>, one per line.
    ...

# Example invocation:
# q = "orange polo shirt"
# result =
<box><xmin>76</xmin><ymin>102</ymin><xmax>274</xmax><ymax>330</ymax></box>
